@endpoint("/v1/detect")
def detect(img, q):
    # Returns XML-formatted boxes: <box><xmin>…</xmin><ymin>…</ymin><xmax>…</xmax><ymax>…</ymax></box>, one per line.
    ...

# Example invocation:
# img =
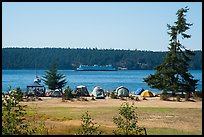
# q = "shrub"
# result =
<box><xmin>62</xmin><ymin>93</ymin><xmax>66</xmax><ymax>101</ymax></box>
<box><xmin>77</xmin><ymin>111</ymin><xmax>102</xmax><ymax>135</ymax></box>
<box><xmin>110</xmin><ymin>91</ymin><xmax>117</xmax><ymax>99</ymax></box>
<box><xmin>113</xmin><ymin>102</ymin><xmax>144</xmax><ymax>135</ymax></box>
<box><xmin>2</xmin><ymin>90</ymin><xmax>31</xmax><ymax>135</ymax></box>
<box><xmin>2</xmin><ymin>88</ymin><xmax>48</xmax><ymax>135</ymax></box>
<box><xmin>64</xmin><ymin>86</ymin><xmax>73</xmax><ymax>100</ymax></box>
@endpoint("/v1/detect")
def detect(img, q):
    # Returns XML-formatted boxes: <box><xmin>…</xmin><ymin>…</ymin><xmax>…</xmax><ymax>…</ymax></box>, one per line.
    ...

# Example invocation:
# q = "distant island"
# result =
<box><xmin>2</xmin><ymin>48</ymin><xmax>202</xmax><ymax>70</ymax></box>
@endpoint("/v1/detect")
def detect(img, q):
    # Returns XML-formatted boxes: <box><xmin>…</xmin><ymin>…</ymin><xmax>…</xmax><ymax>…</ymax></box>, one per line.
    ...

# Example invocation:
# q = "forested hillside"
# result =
<box><xmin>2</xmin><ymin>48</ymin><xmax>202</xmax><ymax>70</ymax></box>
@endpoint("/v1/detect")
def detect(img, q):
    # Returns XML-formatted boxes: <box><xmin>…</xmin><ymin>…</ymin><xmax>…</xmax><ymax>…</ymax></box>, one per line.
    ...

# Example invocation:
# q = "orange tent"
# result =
<box><xmin>140</xmin><ymin>90</ymin><xmax>154</xmax><ymax>97</ymax></box>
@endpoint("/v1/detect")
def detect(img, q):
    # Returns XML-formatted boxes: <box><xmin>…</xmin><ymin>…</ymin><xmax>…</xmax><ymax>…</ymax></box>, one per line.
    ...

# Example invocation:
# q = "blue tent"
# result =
<box><xmin>135</xmin><ymin>88</ymin><xmax>144</xmax><ymax>95</ymax></box>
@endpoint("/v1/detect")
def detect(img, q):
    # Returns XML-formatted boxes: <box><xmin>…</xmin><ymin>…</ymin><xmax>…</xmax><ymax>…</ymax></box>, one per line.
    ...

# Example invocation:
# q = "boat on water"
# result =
<box><xmin>76</xmin><ymin>64</ymin><xmax>118</xmax><ymax>71</ymax></box>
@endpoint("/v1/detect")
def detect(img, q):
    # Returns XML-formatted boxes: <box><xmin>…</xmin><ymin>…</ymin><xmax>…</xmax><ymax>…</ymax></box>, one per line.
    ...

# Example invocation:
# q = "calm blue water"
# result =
<box><xmin>2</xmin><ymin>70</ymin><xmax>202</xmax><ymax>94</ymax></box>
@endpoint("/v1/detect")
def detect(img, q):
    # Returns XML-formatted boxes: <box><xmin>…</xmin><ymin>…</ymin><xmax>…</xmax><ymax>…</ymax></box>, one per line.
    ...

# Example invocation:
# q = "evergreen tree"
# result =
<box><xmin>143</xmin><ymin>7</ymin><xmax>198</xmax><ymax>100</ymax></box>
<box><xmin>42</xmin><ymin>64</ymin><xmax>67</xmax><ymax>92</ymax></box>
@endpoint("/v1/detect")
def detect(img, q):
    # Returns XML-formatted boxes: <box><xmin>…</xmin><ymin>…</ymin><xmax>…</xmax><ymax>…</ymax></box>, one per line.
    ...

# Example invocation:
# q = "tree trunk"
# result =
<box><xmin>185</xmin><ymin>91</ymin><xmax>190</xmax><ymax>101</ymax></box>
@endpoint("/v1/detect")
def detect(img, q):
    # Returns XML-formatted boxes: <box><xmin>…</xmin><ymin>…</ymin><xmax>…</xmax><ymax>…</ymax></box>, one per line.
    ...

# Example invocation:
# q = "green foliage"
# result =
<box><xmin>2</xmin><ymin>47</ymin><xmax>202</xmax><ymax>70</ymax></box>
<box><xmin>113</xmin><ymin>102</ymin><xmax>144</xmax><ymax>135</ymax></box>
<box><xmin>2</xmin><ymin>88</ymin><xmax>48</xmax><ymax>135</ymax></box>
<box><xmin>77</xmin><ymin>111</ymin><xmax>102</xmax><ymax>135</ymax></box>
<box><xmin>110</xmin><ymin>91</ymin><xmax>118</xmax><ymax>99</ymax></box>
<box><xmin>63</xmin><ymin>86</ymin><xmax>73</xmax><ymax>100</ymax></box>
<box><xmin>2</xmin><ymin>89</ymin><xmax>28</xmax><ymax>135</ymax></box>
<box><xmin>42</xmin><ymin>64</ymin><xmax>67</xmax><ymax>91</ymax></box>
<box><xmin>144</xmin><ymin>7</ymin><xmax>199</xmax><ymax>99</ymax></box>
<box><xmin>195</xmin><ymin>90</ymin><xmax>202</xmax><ymax>98</ymax></box>
<box><xmin>14</xmin><ymin>87</ymin><xmax>24</xmax><ymax>101</ymax></box>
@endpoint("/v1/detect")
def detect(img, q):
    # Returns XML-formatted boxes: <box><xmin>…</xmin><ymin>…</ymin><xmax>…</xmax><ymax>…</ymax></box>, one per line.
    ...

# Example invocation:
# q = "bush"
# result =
<box><xmin>2</xmin><ymin>89</ymin><xmax>28</xmax><ymax>135</ymax></box>
<box><xmin>110</xmin><ymin>91</ymin><xmax>117</xmax><ymax>99</ymax></box>
<box><xmin>8</xmin><ymin>87</ymin><xmax>23</xmax><ymax>102</ymax></box>
<box><xmin>63</xmin><ymin>86</ymin><xmax>73</xmax><ymax>100</ymax></box>
<box><xmin>113</xmin><ymin>102</ymin><xmax>144</xmax><ymax>135</ymax></box>
<box><xmin>77</xmin><ymin>111</ymin><xmax>102</xmax><ymax>135</ymax></box>
<box><xmin>2</xmin><ymin>88</ymin><xmax>48</xmax><ymax>135</ymax></box>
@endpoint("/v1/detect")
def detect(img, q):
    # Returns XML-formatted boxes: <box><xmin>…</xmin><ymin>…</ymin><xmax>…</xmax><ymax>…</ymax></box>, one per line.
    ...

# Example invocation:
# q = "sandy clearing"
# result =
<box><xmin>20</xmin><ymin>96</ymin><xmax>202</xmax><ymax>109</ymax></box>
<box><xmin>19</xmin><ymin>96</ymin><xmax>202</xmax><ymax>134</ymax></box>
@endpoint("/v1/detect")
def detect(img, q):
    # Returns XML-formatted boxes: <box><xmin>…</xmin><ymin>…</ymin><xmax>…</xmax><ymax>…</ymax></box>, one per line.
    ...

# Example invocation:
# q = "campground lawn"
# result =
<box><xmin>23</xmin><ymin>98</ymin><xmax>202</xmax><ymax>135</ymax></box>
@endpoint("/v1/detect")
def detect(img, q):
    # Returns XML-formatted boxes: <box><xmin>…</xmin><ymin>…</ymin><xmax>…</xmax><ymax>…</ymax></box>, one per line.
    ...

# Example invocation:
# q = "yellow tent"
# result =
<box><xmin>140</xmin><ymin>90</ymin><xmax>154</xmax><ymax>97</ymax></box>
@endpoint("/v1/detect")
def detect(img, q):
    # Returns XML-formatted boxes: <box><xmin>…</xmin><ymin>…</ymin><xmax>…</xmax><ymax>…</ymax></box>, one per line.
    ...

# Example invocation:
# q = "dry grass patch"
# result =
<box><xmin>21</xmin><ymin>98</ymin><xmax>202</xmax><ymax>135</ymax></box>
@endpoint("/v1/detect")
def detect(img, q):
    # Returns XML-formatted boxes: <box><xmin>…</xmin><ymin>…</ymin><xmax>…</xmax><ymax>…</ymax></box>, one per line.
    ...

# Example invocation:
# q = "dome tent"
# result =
<box><xmin>72</xmin><ymin>85</ymin><xmax>90</xmax><ymax>97</ymax></box>
<box><xmin>135</xmin><ymin>88</ymin><xmax>144</xmax><ymax>95</ymax></box>
<box><xmin>50</xmin><ymin>89</ymin><xmax>62</xmax><ymax>97</ymax></box>
<box><xmin>140</xmin><ymin>90</ymin><xmax>154</xmax><ymax>97</ymax></box>
<box><xmin>115</xmin><ymin>86</ymin><xmax>129</xmax><ymax>97</ymax></box>
<box><xmin>91</xmin><ymin>86</ymin><xmax>105</xmax><ymax>99</ymax></box>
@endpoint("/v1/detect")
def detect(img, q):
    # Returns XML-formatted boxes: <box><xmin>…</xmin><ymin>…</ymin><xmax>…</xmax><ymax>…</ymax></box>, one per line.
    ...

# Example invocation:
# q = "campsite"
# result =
<box><xmin>2</xmin><ymin>2</ymin><xmax>202</xmax><ymax>135</ymax></box>
<box><xmin>19</xmin><ymin>91</ymin><xmax>202</xmax><ymax>135</ymax></box>
<box><xmin>4</xmin><ymin>75</ymin><xmax>202</xmax><ymax>135</ymax></box>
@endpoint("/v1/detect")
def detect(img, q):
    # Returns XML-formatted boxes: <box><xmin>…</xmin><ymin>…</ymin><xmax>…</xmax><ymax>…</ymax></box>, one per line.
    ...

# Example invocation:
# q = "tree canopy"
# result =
<box><xmin>2</xmin><ymin>47</ymin><xmax>202</xmax><ymax>70</ymax></box>
<box><xmin>42</xmin><ymin>64</ymin><xmax>67</xmax><ymax>92</ymax></box>
<box><xmin>143</xmin><ymin>7</ymin><xmax>199</xmax><ymax>100</ymax></box>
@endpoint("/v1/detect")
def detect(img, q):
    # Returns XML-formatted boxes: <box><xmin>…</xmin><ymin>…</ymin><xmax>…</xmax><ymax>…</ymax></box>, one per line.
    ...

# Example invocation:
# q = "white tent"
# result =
<box><xmin>115</xmin><ymin>86</ymin><xmax>129</xmax><ymax>97</ymax></box>
<box><xmin>50</xmin><ymin>89</ymin><xmax>62</xmax><ymax>97</ymax></box>
<box><xmin>91</xmin><ymin>86</ymin><xmax>105</xmax><ymax>99</ymax></box>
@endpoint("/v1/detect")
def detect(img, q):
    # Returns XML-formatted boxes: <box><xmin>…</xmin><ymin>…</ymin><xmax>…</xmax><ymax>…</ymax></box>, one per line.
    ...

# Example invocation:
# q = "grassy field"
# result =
<box><xmin>24</xmin><ymin>101</ymin><xmax>202</xmax><ymax>135</ymax></box>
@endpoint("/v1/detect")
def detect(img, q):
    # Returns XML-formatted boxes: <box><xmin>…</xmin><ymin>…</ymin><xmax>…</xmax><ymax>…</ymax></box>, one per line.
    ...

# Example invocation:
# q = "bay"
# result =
<box><xmin>2</xmin><ymin>70</ymin><xmax>202</xmax><ymax>94</ymax></box>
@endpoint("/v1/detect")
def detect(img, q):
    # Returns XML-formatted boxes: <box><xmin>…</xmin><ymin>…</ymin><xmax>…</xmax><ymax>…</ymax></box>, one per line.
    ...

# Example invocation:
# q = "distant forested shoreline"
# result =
<box><xmin>2</xmin><ymin>48</ymin><xmax>202</xmax><ymax>70</ymax></box>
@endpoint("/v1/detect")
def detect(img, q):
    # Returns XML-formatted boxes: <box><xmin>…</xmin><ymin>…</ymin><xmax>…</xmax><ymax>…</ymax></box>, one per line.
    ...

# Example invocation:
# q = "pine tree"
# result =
<box><xmin>42</xmin><ymin>64</ymin><xmax>67</xmax><ymax>92</ymax></box>
<box><xmin>143</xmin><ymin>7</ymin><xmax>198</xmax><ymax>100</ymax></box>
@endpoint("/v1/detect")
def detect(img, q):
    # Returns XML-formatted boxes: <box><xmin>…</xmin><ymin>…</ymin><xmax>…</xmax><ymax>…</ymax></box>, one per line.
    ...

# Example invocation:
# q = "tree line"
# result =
<box><xmin>2</xmin><ymin>47</ymin><xmax>202</xmax><ymax>70</ymax></box>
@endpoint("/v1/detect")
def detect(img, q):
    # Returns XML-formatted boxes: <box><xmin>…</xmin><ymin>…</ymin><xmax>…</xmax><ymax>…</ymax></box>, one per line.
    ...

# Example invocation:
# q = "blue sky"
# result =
<box><xmin>2</xmin><ymin>2</ymin><xmax>202</xmax><ymax>51</ymax></box>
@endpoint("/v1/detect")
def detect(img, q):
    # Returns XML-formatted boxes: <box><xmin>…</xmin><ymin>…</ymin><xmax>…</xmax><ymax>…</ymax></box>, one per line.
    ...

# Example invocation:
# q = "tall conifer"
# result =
<box><xmin>42</xmin><ymin>64</ymin><xmax>67</xmax><ymax>92</ymax></box>
<box><xmin>143</xmin><ymin>7</ymin><xmax>198</xmax><ymax>100</ymax></box>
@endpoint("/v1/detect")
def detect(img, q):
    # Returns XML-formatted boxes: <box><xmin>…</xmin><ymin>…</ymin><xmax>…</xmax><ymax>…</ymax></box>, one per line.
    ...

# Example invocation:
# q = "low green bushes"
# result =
<box><xmin>2</xmin><ymin>88</ymin><xmax>48</xmax><ymax>135</ymax></box>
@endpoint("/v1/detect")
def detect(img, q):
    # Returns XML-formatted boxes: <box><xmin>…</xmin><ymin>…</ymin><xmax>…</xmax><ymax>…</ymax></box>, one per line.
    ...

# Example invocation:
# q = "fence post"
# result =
<box><xmin>144</xmin><ymin>128</ymin><xmax>147</xmax><ymax>135</ymax></box>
